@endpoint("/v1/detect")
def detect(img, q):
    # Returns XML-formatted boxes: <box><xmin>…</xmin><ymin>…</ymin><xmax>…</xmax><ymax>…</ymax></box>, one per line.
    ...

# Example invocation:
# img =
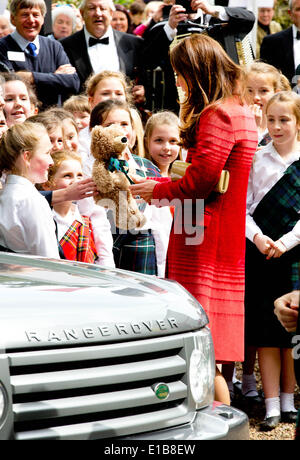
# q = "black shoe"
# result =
<box><xmin>281</xmin><ymin>411</ymin><xmax>298</xmax><ymax>423</ymax></box>
<box><xmin>259</xmin><ymin>415</ymin><xmax>281</xmax><ymax>431</ymax></box>
<box><xmin>233</xmin><ymin>380</ymin><xmax>242</xmax><ymax>395</ymax></box>
<box><xmin>242</xmin><ymin>390</ymin><xmax>264</xmax><ymax>405</ymax></box>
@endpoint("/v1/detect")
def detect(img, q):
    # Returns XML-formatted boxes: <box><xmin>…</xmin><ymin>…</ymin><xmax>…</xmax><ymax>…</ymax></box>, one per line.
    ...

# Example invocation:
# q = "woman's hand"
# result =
<box><xmin>129</xmin><ymin>179</ymin><xmax>157</xmax><ymax>204</ymax></box>
<box><xmin>274</xmin><ymin>290</ymin><xmax>299</xmax><ymax>333</ymax></box>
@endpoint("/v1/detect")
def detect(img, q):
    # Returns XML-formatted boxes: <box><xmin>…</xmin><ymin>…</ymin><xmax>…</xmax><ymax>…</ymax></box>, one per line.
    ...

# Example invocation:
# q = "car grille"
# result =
<box><xmin>7</xmin><ymin>334</ymin><xmax>195</xmax><ymax>440</ymax></box>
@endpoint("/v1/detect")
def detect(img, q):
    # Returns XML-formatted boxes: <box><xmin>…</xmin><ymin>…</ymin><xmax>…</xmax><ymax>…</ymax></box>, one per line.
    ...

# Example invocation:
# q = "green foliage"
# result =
<box><xmin>51</xmin><ymin>0</ymin><xmax>136</xmax><ymax>7</ymax></box>
<box><xmin>274</xmin><ymin>0</ymin><xmax>292</xmax><ymax>29</ymax></box>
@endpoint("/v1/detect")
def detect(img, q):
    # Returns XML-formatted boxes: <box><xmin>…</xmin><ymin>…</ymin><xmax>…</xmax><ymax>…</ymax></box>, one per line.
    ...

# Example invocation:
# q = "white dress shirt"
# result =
<box><xmin>84</xmin><ymin>26</ymin><xmax>120</xmax><ymax>74</ymax></box>
<box><xmin>11</xmin><ymin>30</ymin><xmax>40</xmax><ymax>55</ymax></box>
<box><xmin>293</xmin><ymin>24</ymin><xmax>300</xmax><ymax>72</ymax></box>
<box><xmin>246</xmin><ymin>142</ymin><xmax>300</xmax><ymax>250</ymax></box>
<box><xmin>0</xmin><ymin>175</ymin><xmax>59</xmax><ymax>258</ymax></box>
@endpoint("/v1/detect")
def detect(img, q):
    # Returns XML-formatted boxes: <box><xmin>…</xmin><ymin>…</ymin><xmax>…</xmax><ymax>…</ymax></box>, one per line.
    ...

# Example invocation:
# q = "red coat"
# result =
<box><xmin>153</xmin><ymin>97</ymin><xmax>258</xmax><ymax>362</ymax></box>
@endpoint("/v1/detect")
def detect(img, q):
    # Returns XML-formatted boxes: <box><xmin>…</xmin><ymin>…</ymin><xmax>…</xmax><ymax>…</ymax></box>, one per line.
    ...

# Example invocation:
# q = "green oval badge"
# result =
<box><xmin>153</xmin><ymin>383</ymin><xmax>170</xmax><ymax>400</ymax></box>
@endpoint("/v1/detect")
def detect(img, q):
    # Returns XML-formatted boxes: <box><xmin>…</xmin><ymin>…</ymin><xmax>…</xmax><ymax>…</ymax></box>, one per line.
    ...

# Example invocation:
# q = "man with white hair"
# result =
<box><xmin>0</xmin><ymin>0</ymin><xmax>80</xmax><ymax>108</ymax></box>
<box><xmin>61</xmin><ymin>0</ymin><xmax>143</xmax><ymax>95</ymax></box>
<box><xmin>49</xmin><ymin>5</ymin><xmax>77</xmax><ymax>40</ymax></box>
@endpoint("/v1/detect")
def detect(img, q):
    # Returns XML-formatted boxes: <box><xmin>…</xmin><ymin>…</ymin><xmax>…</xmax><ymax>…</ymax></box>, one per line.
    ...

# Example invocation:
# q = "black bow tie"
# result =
<box><xmin>296</xmin><ymin>31</ymin><xmax>300</xmax><ymax>40</ymax></box>
<box><xmin>89</xmin><ymin>36</ymin><xmax>109</xmax><ymax>47</ymax></box>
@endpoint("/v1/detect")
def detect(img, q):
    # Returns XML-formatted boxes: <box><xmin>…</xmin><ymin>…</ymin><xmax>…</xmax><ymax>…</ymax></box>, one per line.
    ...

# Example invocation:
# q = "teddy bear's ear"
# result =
<box><xmin>91</xmin><ymin>125</ymin><xmax>104</xmax><ymax>144</ymax></box>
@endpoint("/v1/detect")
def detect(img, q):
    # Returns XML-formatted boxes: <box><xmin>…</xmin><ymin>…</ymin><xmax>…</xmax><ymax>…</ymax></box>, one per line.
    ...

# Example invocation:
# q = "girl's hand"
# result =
<box><xmin>274</xmin><ymin>290</ymin><xmax>299</xmax><ymax>332</ymax></box>
<box><xmin>130</xmin><ymin>179</ymin><xmax>157</xmax><ymax>204</ymax></box>
<box><xmin>266</xmin><ymin>239</ymin><xmax>287</xmax><ymax>260</ymax></box>
<box><xmin>249</xmin><ymin>104</ymin><xmax>263</xmax><ymax>128</ymax></box>
<box><xmin>65</xmin><ymin>177</ymin><xmax>97</xmax><ymax>201</ymax></box>
<box><xmin>253</xmin><ymin>233</ymin><xmax>275</xmax><ymax>256</ymax></box>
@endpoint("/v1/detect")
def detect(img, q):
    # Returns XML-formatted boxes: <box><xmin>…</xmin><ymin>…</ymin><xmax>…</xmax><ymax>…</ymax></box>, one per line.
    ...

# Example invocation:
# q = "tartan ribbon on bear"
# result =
<box><xmin>107</xmin><ymin>157</ymin><xmax>135</xmax><ymax>184</ymax></box>
<box><xmin>59</xmin><ymin>216</ymin><xmax>98</xmax><ymax>263</ymax></box>
<box><xmin>252</xmin><ymin>159</ymin><xmax>300</xmax><ymax>289</ymax></box>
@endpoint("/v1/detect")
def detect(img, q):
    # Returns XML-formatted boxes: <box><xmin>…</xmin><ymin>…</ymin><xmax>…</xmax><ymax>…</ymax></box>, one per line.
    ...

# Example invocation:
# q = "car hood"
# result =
<box><xmin>0</xmin><ymin>253</ymin><xmax>208</xmax><ymax>350</ymax></box>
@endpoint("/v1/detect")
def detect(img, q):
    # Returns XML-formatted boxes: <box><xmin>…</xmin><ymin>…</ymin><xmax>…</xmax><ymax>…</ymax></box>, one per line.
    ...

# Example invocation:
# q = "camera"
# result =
<box><xmin>162</xmin><ymin>5</ymin><xmax>172</xmax><ymax>19</ymax></box>
<box><xmin>175</xmin><ymin>0</ymin><xmax>194</xmax><ymax>14</ymax></box>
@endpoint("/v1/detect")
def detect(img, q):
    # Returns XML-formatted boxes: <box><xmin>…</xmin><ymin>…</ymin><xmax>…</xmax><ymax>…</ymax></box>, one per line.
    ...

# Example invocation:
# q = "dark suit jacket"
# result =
<box><xmin>260</xmin><ymin>26</ymin><xmax>295</xmax><ymax>83</ymax></box>
<box><xmin>60</xmin><ymin>28</ymin><xmax>143</xmax><ymax>91</ymax></box>
<box><xmin>142</xmin><ymin>7</ymin><xmax>255</xmax><ymax>113</ymax></box>
<box><xmin>0</xmin><ymin>34</ymin><xmax>80</xmax><ymax>108</ymax></box>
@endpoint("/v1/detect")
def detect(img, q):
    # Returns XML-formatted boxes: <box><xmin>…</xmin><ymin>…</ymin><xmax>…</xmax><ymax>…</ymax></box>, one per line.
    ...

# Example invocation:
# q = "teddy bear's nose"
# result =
<box><xmin>121</xmin><ymin>137</ymin><xmax>127</xmax><ymax>143</ymax></box>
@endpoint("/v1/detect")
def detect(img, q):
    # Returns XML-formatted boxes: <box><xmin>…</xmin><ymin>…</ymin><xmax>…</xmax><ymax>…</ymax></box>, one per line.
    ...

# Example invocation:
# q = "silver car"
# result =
<box><xmin>0</xmin><ymin>252</ymin><xmax>249</xmax><ymax>440</ymax></box>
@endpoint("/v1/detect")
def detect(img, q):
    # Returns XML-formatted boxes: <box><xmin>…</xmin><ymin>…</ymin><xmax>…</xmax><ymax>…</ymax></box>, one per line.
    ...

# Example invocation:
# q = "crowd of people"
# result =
<box><xmin>0</xmin><ymin>0</ymin><xmax>299</xmax><ymax>437</ymax></box>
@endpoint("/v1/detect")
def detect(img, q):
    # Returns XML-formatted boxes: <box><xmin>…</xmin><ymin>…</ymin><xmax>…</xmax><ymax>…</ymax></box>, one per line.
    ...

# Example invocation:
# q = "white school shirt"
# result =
<box><xmin>246</xmin><ymin>142</ymin><xmax>300</xmax><ymax>250</ymax></box>
<box><xmin>78</xmin><ymin>127</ymin><xmax>173</xmax><ymax>277</ymax></box>
<box><xmin>84</xmin><ymin>26</ymin><xmax>120</xmax><ymax>74</ymax></box>
<box><xmin>0</xmin><ymin>175</ymin><xmax>59</xmax><ymax>258</ymax></box>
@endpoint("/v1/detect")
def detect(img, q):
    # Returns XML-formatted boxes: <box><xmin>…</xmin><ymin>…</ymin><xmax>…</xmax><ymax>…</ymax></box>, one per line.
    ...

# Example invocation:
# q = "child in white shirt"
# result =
<box><xmin>0</xmin><ymin>121</ymin><xmax>59</xmax><ymax>258</ymax></box>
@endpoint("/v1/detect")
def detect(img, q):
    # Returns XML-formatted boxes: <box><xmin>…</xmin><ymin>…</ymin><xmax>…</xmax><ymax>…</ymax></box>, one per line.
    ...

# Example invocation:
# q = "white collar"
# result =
<box><xmin>11</xmin><ymin>30</ymin><xmax>40</xmax><ymax>52</ymax></box>
<box><xmin>5</xmin><ymin>174</ymin><xmax>35</xmax><ymax>187</ymax></box>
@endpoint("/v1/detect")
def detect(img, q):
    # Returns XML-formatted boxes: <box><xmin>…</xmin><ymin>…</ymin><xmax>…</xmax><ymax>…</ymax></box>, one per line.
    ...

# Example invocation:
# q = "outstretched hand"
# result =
<box><xmin>129</xmin><ymin>178</ymin><xmax>157</xmax><ymax>204</ymax></box>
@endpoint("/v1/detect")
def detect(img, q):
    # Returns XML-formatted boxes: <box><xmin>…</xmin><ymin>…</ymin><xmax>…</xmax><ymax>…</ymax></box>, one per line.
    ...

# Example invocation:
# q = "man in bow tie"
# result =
<box><xmin>61</xmin><ymin>0</ymin><xmax>144</xmax><ymax>103</ymax></box>
<box><xmin>260</xmin><ymin>0</ymin><xmax>300</xmax><ymax>84</ymax></box>
<box><xmin>0</xmin><ymin>0</ymin><xmax>80</xmax><ymax>109</ymax></box>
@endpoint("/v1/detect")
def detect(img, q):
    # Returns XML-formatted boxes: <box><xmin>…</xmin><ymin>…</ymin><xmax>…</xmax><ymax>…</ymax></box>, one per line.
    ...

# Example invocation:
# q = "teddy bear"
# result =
<box><xmin>90</xmin><ymin>124</ymin><xmax>147</xmax><ymax>230</ymax></box>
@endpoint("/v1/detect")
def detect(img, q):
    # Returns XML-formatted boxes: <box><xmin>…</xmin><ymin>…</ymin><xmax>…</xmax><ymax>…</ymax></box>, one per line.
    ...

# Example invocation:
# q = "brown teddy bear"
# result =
<box><xmin>90</xmin><ymin>124</ymin><xmax>147</xmax><ymax>230</ymax></box>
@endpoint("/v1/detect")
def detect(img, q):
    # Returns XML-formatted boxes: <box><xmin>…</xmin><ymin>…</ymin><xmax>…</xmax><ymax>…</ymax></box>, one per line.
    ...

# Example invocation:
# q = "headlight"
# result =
<box><xmin>0</xmin><ymin>382</ymin><xmax>8</xmax><ymax>425</ymax></box>
<box><xmin>189</xmin><ymin>327</ymin><xmax>215</xmax><ymax>409</ymax></box>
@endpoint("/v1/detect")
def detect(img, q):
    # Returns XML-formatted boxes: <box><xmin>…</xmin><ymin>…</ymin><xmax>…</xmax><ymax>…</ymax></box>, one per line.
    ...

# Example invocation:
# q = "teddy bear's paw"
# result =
<box><xmin>129</xmin><ymin>211</ymin><xmax>147</xmax><ymax>229</ymax></box>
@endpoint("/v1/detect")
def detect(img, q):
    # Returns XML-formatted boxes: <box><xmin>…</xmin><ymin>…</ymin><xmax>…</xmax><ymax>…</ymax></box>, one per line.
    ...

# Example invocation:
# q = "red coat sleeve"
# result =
<box><xmin>153</xmin><ymin>104</ymin><xmax>235</xmax><ymax>202</ymax></box>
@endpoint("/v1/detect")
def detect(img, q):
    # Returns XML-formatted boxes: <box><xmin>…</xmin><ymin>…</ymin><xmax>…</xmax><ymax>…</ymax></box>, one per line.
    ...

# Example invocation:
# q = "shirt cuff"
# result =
<box><xmin>215</xmin><ymin>6</ymin><xmax>229</xmax><ymax>21</ymax></box>
<box><xmin>246</xmin><ymin>215</ymin><xmax>263</xmax><ymax>242</ymax></box>
<box><xmin>280</xmin><ymin>232</ymin><xmax>300</xmax><ymax>251</ymax></box>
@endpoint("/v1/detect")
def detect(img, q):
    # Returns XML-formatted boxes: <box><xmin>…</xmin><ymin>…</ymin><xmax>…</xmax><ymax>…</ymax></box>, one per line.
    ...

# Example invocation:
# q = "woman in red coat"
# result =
<box><xmin>131</xmin><ymin>33</ymin><xmax>258</xmax><ymax>403</ymax></box>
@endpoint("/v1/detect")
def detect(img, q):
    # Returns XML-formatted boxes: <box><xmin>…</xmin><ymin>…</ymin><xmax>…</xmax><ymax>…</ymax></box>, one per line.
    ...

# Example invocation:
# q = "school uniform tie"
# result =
<box><xmin>27</xmin><ymin>42</ymin><xmax>37</xmax><ymax>57</ymax></box>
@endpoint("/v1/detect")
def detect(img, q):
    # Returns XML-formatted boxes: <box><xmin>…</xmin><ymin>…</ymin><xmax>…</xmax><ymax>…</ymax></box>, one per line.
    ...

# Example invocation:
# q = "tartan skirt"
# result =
<box><xmin>112</xmin><ymin>229</ymin><xmax>157</xmax><ymax>275</ymax></box>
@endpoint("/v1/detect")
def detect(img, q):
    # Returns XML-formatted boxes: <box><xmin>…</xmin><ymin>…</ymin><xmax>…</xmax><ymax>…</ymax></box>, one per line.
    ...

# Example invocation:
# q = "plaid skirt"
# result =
<box><xmin>112</xmin><ymin>230</ymin><xmax>157</xmax><ymax>275</ymax></box>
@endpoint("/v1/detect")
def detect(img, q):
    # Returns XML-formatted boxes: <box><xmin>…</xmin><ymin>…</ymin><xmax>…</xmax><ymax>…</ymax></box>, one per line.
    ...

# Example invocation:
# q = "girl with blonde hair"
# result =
<box><xmin>0</xmin><ymin>121</ymin><xmax>59</xmax><ymax>257</ymax></box>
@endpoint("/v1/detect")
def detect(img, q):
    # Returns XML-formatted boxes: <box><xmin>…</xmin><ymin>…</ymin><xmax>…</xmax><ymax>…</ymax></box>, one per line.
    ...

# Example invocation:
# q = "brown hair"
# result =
<box><xmin>45</xmin><ymin>149</ymin><xmax>82</xmax><ymax>188</ymax></box>
<box><xmin>246</xmin><ymin>60</ymin><xmax>291</xmax><ymax>92</ymax></box>
<box><xmin>63</xmin><ymin>94</ymin><xmax>91</xmax><ymax>114</ymax></box>
<box><xmin>0</xmin><ymin>121</ymin><xmax>47</xmax><ymax>177</ymax></box>
<box><xmin>85</xmin><ymin>70</ymin><xmax>132</xmax><ymax>104</ymax></box>
<box><xmin>266</xmin><ymin>90</ymin><xmax>300</xmax><ymax>127</ymax></box>
<box><xmin>170</xmin><ymin>33</ymin><xmax>243</xmax><ymax>149</ymax></box>
<box><xmin>46</xmin><ymin>107</ymin><xmax>78</xmax><ymax>133</ymax></box>
<box><xmin>10</xmin><ymin>0</ymin><xmax>47</xmax><ymax>16</ymax></box>
<box><xmin>27</xmin><ymin>110</ymin><xmax>63</xmax><ymax>134</ymax></box>
<box><xmin>89</xmin><ymin>99</ymin><xmax>133</xmax><ymax>129</ymax></box>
